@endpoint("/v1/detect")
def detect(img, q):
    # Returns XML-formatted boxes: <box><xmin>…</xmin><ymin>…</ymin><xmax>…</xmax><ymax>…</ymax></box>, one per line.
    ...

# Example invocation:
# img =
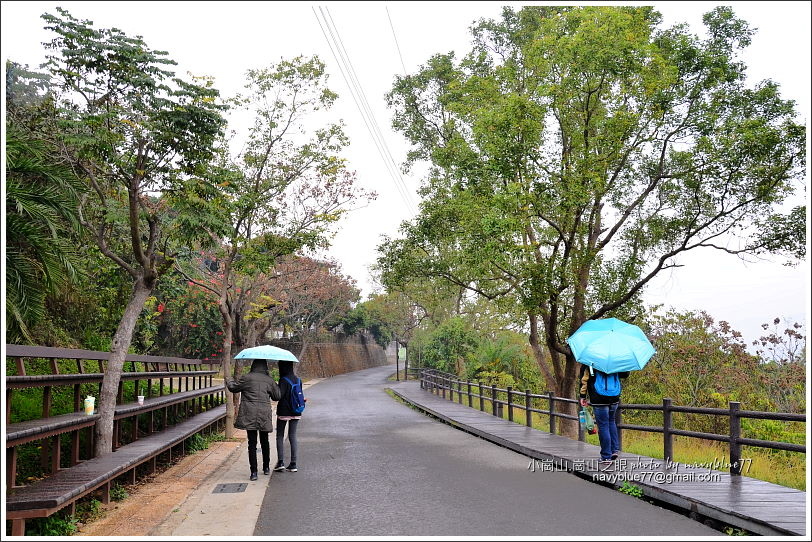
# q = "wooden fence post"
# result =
<box><xmin>525</xmin><ymin>390</ymin><xmax>532</xmax><ymax>427</ymax></box>
<box><xmin>467</xmin><ymin>380</ymin><xmax>473</xmax><ymax>408</ymax></box>
<box><xmin>491</xmin><ymin>385</ymin><xmax>498</xmax><ymax>417</ymax></box>
<box><xmin>663</xmin><ymin>398</ymin><xmax>673</xmax><ymax>464</ymax></box>
<box><xmin>507</xmin><ymin>387</ymin><xmax>514</xmax><ymax>422</ymax></box>
<box><xmin>548</xmin><ymin>391</ymin><xmax>556</xmax><ymax>434</ymax></box>
<box><xmin>479</xmin><ymin>382</ymin><xmax>485</xmax><ymax>411</ymax></box>
<box><xmin>730</xmin><ymin>401</ymin><xmax>742</xmax><ymax>475</ymax></box>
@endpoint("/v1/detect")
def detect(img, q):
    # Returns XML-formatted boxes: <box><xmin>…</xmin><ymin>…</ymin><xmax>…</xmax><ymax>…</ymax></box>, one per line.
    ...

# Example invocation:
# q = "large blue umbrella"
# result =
<box><xmin>566</xmin><ymin>318</ymin><xmax>655</xmax><ymax>373</ymax></box>
<box><xmin>234</xmin><ymin>345</ymin><xmax>300</xmax><ymax>362</ymax></box>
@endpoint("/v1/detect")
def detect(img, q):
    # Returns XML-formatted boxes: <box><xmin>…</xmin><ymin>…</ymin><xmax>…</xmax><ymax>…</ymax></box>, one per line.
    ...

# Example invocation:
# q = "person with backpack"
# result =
<box><xmin>578</xmin><ymin>364</ymin><xmax>629</xmax><ymax>467</ymax></box>
<box><xmin>225</xmin><ymin>358</ymin><xmax>282</xmax><ymax>481</ymax></box>
<box><xmin>273</xmin><ymin>359</ymin><xmax>306</xmax><ymax>472</ymax></box>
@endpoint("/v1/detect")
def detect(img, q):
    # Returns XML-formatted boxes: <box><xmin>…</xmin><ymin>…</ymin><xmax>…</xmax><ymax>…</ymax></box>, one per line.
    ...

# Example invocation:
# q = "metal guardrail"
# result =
<box><xmin>416</xmin><ymin>368</ymin><xmax>805</xmax><ymax>475</ymax></box>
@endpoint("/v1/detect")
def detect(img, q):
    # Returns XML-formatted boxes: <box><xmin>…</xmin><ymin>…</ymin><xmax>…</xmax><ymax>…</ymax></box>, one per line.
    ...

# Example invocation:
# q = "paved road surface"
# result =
<box><xmin>255</xmin><ymin>365</ymin><xmax>719</xmax><ymax>536</ymax></box>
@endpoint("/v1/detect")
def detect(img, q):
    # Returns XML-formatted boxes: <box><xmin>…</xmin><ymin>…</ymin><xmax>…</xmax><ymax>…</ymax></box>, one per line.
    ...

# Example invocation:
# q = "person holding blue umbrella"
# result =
<box><xmin>568</xmin><ymin>318</ymin><xmax>656</xmax><ymax>467</ymax></box>
<box><xmin>578</xmin><ymin>365</ymin><xmax>629</xmax><ymax>467</ymax></box>
<box><xmin>228</xmin><ymin>346</ymin><xmax>295</xmax><ymax>480</ymax></box>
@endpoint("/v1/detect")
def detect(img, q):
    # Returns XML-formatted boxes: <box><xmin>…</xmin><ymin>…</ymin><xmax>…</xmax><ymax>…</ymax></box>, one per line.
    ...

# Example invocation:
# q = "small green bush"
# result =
<box><xmin>25</xmin><ymin>514</ymin><xmax>78</xmax><ymax>536</ymax></box>
<box><xmin>75</xmin><ymin>498</ymin><xmax>103</xmax><ymax>523</ymax></box>
<box><xmin>618</xmin><ymin>481</ymin><xmax>643</xmax><ymax>498</ymax></box>
<box><xmin>186</xmin><ymin>433</ymin><xmax>207</xmax><ymax>452</ymax></box>
<box><xmin>110</xmin><ymin>483</ymin><xmax>129</xmax><ymax>501</ymax></box>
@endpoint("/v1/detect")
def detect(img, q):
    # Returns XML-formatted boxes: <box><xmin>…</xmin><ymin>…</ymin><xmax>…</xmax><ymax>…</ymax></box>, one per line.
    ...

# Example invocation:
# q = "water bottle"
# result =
<box><xmin>578</xmin><ymin>408</ymin><xmax>586</xmax><ymax>429</ymax></box>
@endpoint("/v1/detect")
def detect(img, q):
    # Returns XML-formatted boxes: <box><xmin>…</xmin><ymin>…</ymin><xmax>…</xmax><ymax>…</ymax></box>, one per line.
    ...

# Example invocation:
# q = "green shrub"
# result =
<box><xmin>110</xmin><ymin>483</ymin><xmax>129</xmax><ymax>501</ymax></box>
<box><xmin>186</xmin><ymin>433</ymin><xmax>207</xmax><ymax>452</ymax></box>
<box><xmin>25</xmin><ymin>514</ymin><xmax>78</xmax><ymax>536</ymax></box>
<box><xmin>618</xmin><ymin>481</ymin><xmax>643</xmax><ymax>498</ymax></box>
<box><xmin>75</xmin><ymin>498</ymin><xmax>103</xmax><ymax>523</ymax></box>
<box><xmin>421</xmin><ymin>317</ymin><xmax>480</xmax><ymax>374</ymax></box>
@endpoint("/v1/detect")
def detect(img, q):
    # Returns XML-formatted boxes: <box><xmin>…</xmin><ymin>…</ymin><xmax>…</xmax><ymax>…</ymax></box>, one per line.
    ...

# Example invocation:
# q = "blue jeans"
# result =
<box><xmin>593</xmin><ymin>403</ymin><xmax>620</xmax><ymax>460</ymax></box>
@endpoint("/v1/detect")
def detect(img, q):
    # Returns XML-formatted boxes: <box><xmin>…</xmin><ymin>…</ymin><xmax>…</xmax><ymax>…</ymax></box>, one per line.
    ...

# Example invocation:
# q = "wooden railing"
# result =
<box><xmin>417</xmin><ymin>368</ymin><xmax>805</xmax><ymax>475</ymax></box>
<box><xmin>5</xmin><ymin>344</ymin><xmax>225</xmax><ymax>489</ymax></box>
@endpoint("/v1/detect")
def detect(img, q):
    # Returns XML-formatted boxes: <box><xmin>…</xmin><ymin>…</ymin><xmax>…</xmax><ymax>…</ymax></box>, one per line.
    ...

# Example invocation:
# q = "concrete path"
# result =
<box><xmin>254</xmin><ymin>365</ymin><xmax>719</xmax><ymax>536</ymax></box>
<box><xmin>151</xmin><ymin>378</ymin><xmax>324</xmax><ymax>536</ymax></box>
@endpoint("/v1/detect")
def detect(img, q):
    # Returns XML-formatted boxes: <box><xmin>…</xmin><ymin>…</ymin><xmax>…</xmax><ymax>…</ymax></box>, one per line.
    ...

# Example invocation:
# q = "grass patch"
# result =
<box><xmin>618</xmin><ymin>432</ymin><xmax>805</xmax><ymax>490</ymax></box>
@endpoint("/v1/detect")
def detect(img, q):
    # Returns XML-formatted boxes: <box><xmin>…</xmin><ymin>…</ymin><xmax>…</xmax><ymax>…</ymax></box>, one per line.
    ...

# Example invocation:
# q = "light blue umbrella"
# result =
<box><xmin>566</xmin><ymin>318</ymin><xmax>655</xmax><ymax>373</ymax></box>
<box><xmin>234</xmin><ymin>345</ymin><xmax>299</xmax><ymax>362</ymax></box>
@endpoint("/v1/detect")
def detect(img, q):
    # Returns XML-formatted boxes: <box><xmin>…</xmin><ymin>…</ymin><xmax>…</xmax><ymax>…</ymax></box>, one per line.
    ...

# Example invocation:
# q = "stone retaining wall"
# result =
<box><xmin>269</xmin><ymin>332</ymin><xmax>395</xmax><ymax>378</ymax></box>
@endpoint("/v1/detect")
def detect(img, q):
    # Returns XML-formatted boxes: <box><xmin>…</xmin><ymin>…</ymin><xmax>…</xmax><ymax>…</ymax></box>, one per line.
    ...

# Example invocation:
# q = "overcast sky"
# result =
<box><xmin>2</xmin><ymin>1</ymin><xmax>809</xmax><ymax>347</ymax></box>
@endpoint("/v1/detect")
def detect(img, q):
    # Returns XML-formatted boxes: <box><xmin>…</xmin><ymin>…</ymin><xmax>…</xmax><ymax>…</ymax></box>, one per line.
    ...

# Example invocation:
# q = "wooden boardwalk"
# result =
<box><xmin>389</xmin><ymin>380</ymin><xmax>806</xmax><ymax>536</ymax></box>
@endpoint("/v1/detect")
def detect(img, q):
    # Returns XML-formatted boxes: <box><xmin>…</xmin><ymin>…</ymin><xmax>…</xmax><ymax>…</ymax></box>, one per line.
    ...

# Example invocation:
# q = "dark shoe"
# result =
<box><xmin>263</xmin><ymin>467</ymin><xmax>270</xmax><ymax>475</ymax></box>
<box><xmin>286</xmin><ymin>463</ymin><xmax>298</xmax><ymax>472</ymax></box>
<box><xmin>610</xmin><ymin>452</ymin><xmax>619</xmax><ymax>461</ymax></box>
<box><xmin>273</xmin><ymin>460</ymin><xmax>285</xmax><ymax>472</ymax></box>
<box><xmin>250</xmin><ymin>471</ymin><xmax>258</xmax><ymax>481</ymax></box>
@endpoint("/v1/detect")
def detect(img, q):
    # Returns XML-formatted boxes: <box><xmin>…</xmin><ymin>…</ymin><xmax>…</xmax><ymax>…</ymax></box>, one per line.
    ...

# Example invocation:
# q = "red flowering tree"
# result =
<box><xmin>153</xmin><ymin>271</ymin><xmax>224</xmax><ymax>360</ymax></box>
<box><xmin>264</xmin><ymin>256</ymin><xmax>360</xmax><ymax>360</ymax></box>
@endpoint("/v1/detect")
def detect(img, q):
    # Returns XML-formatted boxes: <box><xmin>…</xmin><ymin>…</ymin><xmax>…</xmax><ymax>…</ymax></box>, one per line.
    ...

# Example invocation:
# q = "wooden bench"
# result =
<box><xmin>6</xmin><ymin>404</ymin><xmax>226</xmax><ymax>536</ymax></box>
<box><xmin>7</xmin><ymin>385</ymin><xmax>224</xmax><ymax>447</ymax></box>
<box><xmin>5</xmin><ymin>344</ymin><xmax>226</xmax><ymax>535</ymax></box>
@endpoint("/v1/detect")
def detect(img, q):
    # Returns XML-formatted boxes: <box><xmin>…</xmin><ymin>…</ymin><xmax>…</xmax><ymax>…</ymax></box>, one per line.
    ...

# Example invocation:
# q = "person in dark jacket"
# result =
<box><xmin>579</xmin><ymin>364</ymin><xmax>629</xmax><ymax>465</ymax></box>
<box><xmin>225</xmin><ymin>359</ymin><xmax>281</xmax><ymax>480</ymax></box>
<box><xmin>273</xmin><ymin>359</ymin><xmax>304</xmax><ymax>472</ymax></box>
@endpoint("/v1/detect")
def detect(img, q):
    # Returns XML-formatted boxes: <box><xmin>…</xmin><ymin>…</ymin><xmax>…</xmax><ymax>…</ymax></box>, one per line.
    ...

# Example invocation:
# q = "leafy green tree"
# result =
<box><xmin>41</xmin><ymin>8</ymin><xmax>228</xmax><ymax>455</ymax></box>
<box><xmin>379</xmin><ymin>6</ymin><xmax>805</xmax><ymax>434</ymax></box>
<box><xmin>5</xmin><ymin>122</ymin><xmax>84</xmax><ymax>342</ymax></box>
<box><xmin>421</xmin><ymin>317</ymin><xmax>480</xmax><ymax>374</ymax></box>
<box><xmin>5</xmin><ymin>60</ymin><xmax>86</xmax><ymax>343</ymax></box>
<box><xmin>151</xmin><ymin>269</ymin><xmax>224</xmax><ymax>360</ymax></box>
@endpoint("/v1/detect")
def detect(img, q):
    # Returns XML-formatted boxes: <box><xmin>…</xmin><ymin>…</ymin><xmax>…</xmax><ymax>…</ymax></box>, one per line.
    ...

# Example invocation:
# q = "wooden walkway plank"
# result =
<box><xmin>390</xmin><ymin>381</ymin><xmax>806</xmax><ymax>537</ymax></box>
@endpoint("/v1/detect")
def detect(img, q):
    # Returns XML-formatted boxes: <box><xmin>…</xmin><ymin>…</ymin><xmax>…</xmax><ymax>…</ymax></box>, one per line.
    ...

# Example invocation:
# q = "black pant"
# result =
<box><xmin>276</xmin><ymin>419</ymin><xmax>299</xmax><ymax>464</ymax></box>
<box><xmin>247</xmin><ymin>430</ymin><xmax>270</xmax><ymax>473</ymax></box>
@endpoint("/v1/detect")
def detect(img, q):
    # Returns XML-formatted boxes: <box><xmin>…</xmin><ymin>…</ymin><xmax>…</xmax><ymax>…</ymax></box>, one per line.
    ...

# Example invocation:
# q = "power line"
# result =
<box><xmin>324</xmin><ymin>7</ymin><xmax>418</xmax><ymax>215</ymax></box>
<box><xmin>386</xmin><ymin>6</ymin><xmax>408</xmax><ymax>75</ymax></box>
<box><xmin>312</xmin><ymin>6</ymin><xmax>418</xmax><ymax>217</ymax></box>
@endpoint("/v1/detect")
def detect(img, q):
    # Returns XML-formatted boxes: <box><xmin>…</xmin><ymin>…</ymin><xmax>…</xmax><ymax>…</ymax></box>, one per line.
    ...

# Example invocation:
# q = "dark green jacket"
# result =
<box><xmin>226</xmin><ymin>369</ymin><xmax>282</xmax><ymax>431</ymax></box>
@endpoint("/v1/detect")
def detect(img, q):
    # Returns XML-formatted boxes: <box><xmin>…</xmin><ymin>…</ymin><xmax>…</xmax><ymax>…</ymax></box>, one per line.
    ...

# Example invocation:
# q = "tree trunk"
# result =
<box><xmin>94</xmin><ymin>278</ymin><xmax>153</xmax><ymax>456</ymax></box>
<box><xmin>219</xmin><ymin>302</ymin><xmax>236</xmax><ymax>439</ymax></box>
<box><xmin>528</xmin><ymin>313</ymin><xmax>580</xmax><ymax>439</ymax></box>
<box><xmin>299</xmin><ymin>340</ymin><xmax>310</xmax><ymax>365</ymax></box>
<box><xmin>556</xmin><ymin>359</ymin><xmax>580</xmax><ymax>439</ymax></box>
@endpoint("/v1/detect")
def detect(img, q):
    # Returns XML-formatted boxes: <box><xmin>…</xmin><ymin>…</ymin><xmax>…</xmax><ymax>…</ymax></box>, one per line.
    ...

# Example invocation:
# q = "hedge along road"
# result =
<box><xmin>254</xmin><ymin>364</ymin><xmax>719</xmax><ymax>536</ymax></box>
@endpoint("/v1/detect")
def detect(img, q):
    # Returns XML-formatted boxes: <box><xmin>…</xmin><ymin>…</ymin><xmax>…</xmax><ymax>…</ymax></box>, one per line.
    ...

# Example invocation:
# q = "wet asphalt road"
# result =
<box><xmin>255</xmin><ymin>364</ymin><xmax>719</xmax><ymax>536</ymax></box>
